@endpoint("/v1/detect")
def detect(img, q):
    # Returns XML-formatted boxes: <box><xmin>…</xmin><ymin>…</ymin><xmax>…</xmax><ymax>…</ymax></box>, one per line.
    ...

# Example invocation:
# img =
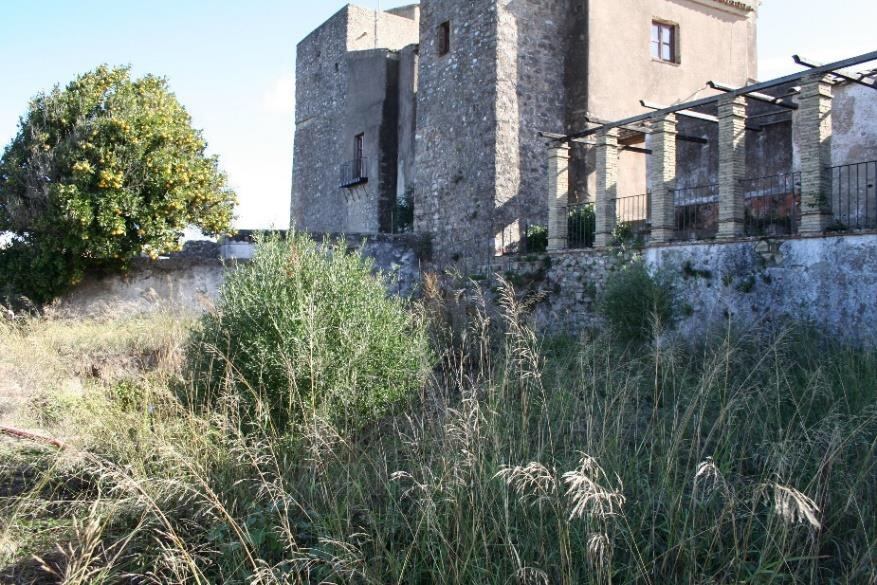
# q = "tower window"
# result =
<box><xmin>651</xmin><ymin>21</ymin><xmax>678</xmax><ymax>63</ymax></box>
<box><xmin>437</xmin><ymin>21</ymin><xmax>451</xmax><ymax>56</ymax></box>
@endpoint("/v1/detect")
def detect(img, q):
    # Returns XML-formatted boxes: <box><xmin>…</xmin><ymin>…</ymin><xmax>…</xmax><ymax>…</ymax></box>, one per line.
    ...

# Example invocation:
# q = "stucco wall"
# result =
<box><xmin>54</xmin><ymin>236</ymin><xmax>425</xmax><ymax>317</ymax></box>
<box><xmin>832</xmin><ymin>82</ymin><xmax>877</xmax><ymax>167</ymax></box>
<box><xmin>645</xmin><ymin>235</ymin><xmax>877</xmax><ymax>346</ymax></box>
<box><xmin>587</xmin><ymin>0</ymin><xmax>757</xmax><ymax>122</ymax></box>
<box><xmin>501</xmin><ymin>233</ymin><xmax>877</xmax><ymax>347</ymax></box>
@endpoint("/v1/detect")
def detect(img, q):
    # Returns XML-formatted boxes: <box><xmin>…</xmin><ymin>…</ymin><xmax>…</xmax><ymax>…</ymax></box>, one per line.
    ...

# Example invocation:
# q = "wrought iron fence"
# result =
<box><xmin>672</xmin><ymin>184</ymin><xmax>719</xmax><ymax>241</ymax></box>
<box><xmin>740</xmin><ymin>172</ymin><xmax>801</xmax><ymax>236</ymax></box>
<box><xmin>567</xmin><ymin>202</ymin><xmax>596</xmax><ymax>249</ymax></box>
<box><xmin>831</xmin><ymin>161</ymin><xmax>877</xmax><ymax>230</ymax></box>
<box><xmin>613</xmin><ymin>193</ymin><xmax>650</xmax><ymax>239</ymax></box>
<box><xmin>339</xmin><ymin>157</ymin><xmax>368</xmax><ymax>187</ymax></box>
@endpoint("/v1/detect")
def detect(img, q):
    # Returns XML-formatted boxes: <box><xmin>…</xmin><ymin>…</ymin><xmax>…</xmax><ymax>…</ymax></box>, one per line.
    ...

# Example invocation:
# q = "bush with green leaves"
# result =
<box><xmin>599</xmin><ymin>260</ymin><xmax>674</xmax><ymax>341</ymax></box>
<box><xmin>525</xmin><ymin>224</ymin><xmax>548</xmax><ymax>253</ymax></box>
<box><xmin>0</xmin><ymin>66</ymin><xmax>236</xmax><ymax>303</ymax></box>
<box><xmin>568</xmin><ymin>203</ymin><xmax>596</xmax><ymax>248</ymax></box>
<box><xmin>187</xmin><ymin>233</ymin><xmax>431</xmax><ymax>432</ymax></box>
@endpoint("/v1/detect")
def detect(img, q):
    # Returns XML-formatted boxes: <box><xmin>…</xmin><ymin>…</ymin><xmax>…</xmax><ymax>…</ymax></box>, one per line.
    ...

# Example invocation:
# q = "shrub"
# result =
<box><xmin>525</xmin><ymin>224</ymin><xmax>548</xmax><ymax>253</ymax></box>
<box><xmin>599</xmin><ymin>260</ymin><xmax>673</xmax><ymax>342</ymax></box>
<box><xmin>0</xmin><ymin>66</ymin><xmax>236</xmax><ymax>303</ymax></box>
<box><xmin>568</xmin><ymin>203</ymin><xmax>596</xmax><ymax>248</ymax></box>
<box><xmin>186</xmin><ymin>233</ymin><xmax>431</xmax><ymax>431</ymax></box>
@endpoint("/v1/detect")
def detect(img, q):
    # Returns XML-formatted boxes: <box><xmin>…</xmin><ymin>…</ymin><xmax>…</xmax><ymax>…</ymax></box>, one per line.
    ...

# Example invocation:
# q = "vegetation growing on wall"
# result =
<box><xmin>599</xmin><ymin>260</ymin><xmax>674</xmax><ymax>342</ymax></box>
<box><xmin>0</xmin><ymin>66</ymin><xmax>236</xmax><ymax>303</ymax></box>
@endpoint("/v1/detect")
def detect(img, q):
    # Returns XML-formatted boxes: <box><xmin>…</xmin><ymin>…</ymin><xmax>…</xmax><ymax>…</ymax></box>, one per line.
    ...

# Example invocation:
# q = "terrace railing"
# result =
<box><xmin>672</xmin><ymin>184</ymin><xmax>719</xmax><ymax>241</ymax></box>
<box><xmin>613</xmin><ymin>193</ymin><xmax>650</xmax><ymax>239</ymax></box>
<box><xmin>741</xmin><ymin>172</ymin><xmax>801</xmax><ymax>236</ymax></box>
<box><xmin>567</xmin><ymin>202</ymin><xmax>596</xmax><ymax>249</ymax></box>
<box><xmin>831</xmin><ymin>161</ymin><xmax>877</xmax><ymax>230</ymax></box>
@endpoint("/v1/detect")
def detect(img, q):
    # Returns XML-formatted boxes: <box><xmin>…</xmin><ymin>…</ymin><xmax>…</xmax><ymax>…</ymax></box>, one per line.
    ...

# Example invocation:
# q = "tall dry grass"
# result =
<box><xmin>1</xmin><ymin>282</ymin><xmax>876</xmax><ymax>584</ymax></box>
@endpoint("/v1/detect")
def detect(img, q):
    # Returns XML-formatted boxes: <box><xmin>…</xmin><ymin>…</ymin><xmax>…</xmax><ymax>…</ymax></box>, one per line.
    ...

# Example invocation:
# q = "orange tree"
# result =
<box><xmin>0</xmin><ymin>66</ymin><xmax>236</xmax><ymax>303</ymax></box>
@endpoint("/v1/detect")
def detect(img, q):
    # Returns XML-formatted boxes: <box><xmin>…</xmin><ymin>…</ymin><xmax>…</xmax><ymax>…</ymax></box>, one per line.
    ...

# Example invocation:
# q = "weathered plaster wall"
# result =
<box><xmin>344</xmin><ymin>49</ymin><xmax>400</xmax><ymax>233</ymax></box>
<box><xmin>832</xmin><ymin>82</ymin><xmax>877</xmax><ymax>167</ymax></box>
<box><xmin>54</xmin><ymin>236</ymin><xmax>425</xmax><ymax>317</ymax></box>
<box><xmin>503</xmin><ymin>233</ymin><xmax>877</xmax><ymax>346</ymax></box>
<box><xmin>397</xmin><ymin>44</ymin><xmax>419</xmax><ymax>206</ymax></box>
<box><xmin>645</xmin><ymin>235</ymin><xmax>877</xmax><ymax>346</ymax></box>
<box><xmin>587</xmin><ymin>0</ymin><xmax>756</xmax><ymax>122</ymax></box>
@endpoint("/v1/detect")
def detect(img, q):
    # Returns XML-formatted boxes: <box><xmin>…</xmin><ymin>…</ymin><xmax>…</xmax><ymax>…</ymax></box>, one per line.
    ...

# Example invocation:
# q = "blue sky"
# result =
<box><xmin>0</xmin><ymin>1</ymin><xmax>874</xmax><ymax>229</ymax></box>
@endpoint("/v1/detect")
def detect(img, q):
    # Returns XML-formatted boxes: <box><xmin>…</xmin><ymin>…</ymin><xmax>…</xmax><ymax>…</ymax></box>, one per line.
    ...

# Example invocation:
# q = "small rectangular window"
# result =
<box><xmin>651</xmin><ymin>21</ymin><xmax>677</xmax><ymax>63</ymax></box>
<box><xmin>437</xmin><ymin>21</ymin><xmax>451</xmax><ymax>56</ymax></box>
<box><xmin>354</xmin><ymin>133</ymin><xmax>364</xmax><ymax>160</ymax></box>
<box><xmin>353</xmin><ymin>133</ymin><xmax>364</xmax><ymax>177</ymax></box>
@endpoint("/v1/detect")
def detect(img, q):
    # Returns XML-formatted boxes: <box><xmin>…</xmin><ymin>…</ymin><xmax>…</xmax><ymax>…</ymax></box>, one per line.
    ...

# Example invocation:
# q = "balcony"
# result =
<box><xmin>340</xmin><ymin>157</ymin><xmax>368</xmax><ymax>188</ymax></box>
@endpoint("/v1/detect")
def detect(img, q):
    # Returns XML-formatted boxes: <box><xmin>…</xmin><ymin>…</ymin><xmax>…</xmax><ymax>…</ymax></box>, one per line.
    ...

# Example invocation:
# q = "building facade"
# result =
<box><xmin>291</xmin><ymin>0</ymin><xmax>759</xmax><ymax>261</ymax></box>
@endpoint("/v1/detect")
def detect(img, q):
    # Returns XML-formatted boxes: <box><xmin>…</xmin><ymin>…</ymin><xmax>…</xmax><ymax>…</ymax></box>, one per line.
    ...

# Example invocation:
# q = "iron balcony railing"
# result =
<box><xmin>741</xmin><ymin>172</ymin><xmax>801</xmax><ymax>236</ymax></box>
<box><xmin>831</xmin><ymin>160</ymin><xmax>877</xmax><ymax>230</ymax></box>
<box><xmin>339</xmin><ymin>157</ymin><xmax>368</xmax><ymax>188</ymax></box>
<box><xmin>672</xmin><ymin>184</ymin><xmax>719</xmax><ymax>241</ymax></box>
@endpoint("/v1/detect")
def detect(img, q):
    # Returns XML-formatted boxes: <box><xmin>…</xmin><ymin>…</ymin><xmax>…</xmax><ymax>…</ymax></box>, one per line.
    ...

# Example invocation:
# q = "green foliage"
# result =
<box><xmin>568</xmin><ymin>203</ymin><xmax>596</xmax><ymax>248</ymax></box>
<box><xmin>392</xmin><ymin>193</ymin><xmax>414</xmax><ymax>234</ymax></box>
<box><xmin>525</xmin><ymin>224</ymin><xmax>548</xmax><ymax>253</ymax></box>
<box><xmin>0</xmin><ymin>66</ymin><xmax>236</xmax><ymax>303</ymax></box>
<box><xmin>599</xmin><ymin>260</ymin><xmax>674</xmax><ymax>341</ymax></box>
<box><xmin>186</xmin><ymin>233</ymin><xmax>431</xmax><ymax>432</ymax></box>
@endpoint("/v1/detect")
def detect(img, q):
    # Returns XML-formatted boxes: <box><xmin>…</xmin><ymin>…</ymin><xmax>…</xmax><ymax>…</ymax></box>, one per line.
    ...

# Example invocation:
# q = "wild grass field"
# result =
<box><xmin>1</xmin><ymin>243</ymin><xmax>875</xmax><ymax>584</ymax></box>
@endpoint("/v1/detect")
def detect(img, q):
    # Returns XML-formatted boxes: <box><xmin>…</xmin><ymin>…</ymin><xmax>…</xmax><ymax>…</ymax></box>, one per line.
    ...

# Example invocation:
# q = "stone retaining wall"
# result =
<box><xmin>54</xmin><ymin>234</ymin><xmax>425</xmax><ymax>317</ymax></box>
<box><xmin>499</xmin><ymin>233</ymin><xmax>877</xmax><ymax>345</ymax></box>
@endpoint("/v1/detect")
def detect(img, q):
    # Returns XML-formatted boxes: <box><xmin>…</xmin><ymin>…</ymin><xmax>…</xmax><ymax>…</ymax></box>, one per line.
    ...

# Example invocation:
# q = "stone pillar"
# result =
<box><xmin>717</xmin><ymin>95</ymin><xmax>747</xmax><ymax>239</ymax></box>
<box><xmin>649</xmin><ymin>114</ymin><xmax>678</xmax><ymax>243</ymax></box>
<box><xmin>594</xmin><ymin>129</ymin><xmax>619</xmax><ymax>248</ymax></box>
<box><xmin>547</xmin><ymin>144</ymin><xmax>570</xmax><ymax>251</ymax></box>
<box><xmin>797</xmin><ymin>74</ymin><xmax>834</xmax><ymax>234</ymax></box>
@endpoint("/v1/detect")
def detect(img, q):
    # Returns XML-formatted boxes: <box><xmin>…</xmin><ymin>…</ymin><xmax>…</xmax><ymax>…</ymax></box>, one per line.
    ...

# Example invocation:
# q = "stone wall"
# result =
<box><xmin>291</xmin><ymin>7</ymin><xmax>350</xmax><ymax>233</ymax></box>
<box><xmin>414</xmin><ymin>0</ymin><xmax>500</xmax><ymax>263</ymax></box>
<box><xmin>54</xmin><ymin>236</ymin><xmax>425</xmax><ymax>317</ymax></box>
<box><xmin>291</xmin><ymin>6</ymin><xmax>419</xmax><ymax>234</ymax></box>
<box><xmin>498</xmin><ymin>233</ymin><xmax>877</xmax><ymax>346</ymax></box>
<box><xmin>495</xmin><ymin>0</ymin><xmax>569</xmax><ymax>237</ymax></box>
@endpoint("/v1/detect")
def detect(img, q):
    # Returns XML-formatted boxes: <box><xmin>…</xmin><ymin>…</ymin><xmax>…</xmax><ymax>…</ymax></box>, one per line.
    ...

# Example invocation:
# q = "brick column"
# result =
<box><xmin>717</xmin><ymin>95</ymin><xmax>747</xmax><ymax>239</ymax></box>
<box><xmin>649</xmin><ymin>114</ymin><xmax>677</xmax><ymax>243</ymax></box>
<box><xmin>797</xmin><ymin>74</ymin><xmax>834</xmax><ymax>234</ymax></box>
<box><xmin>547</xmin><ymin>144</ymin><xmax>570</xmax><ymax>251</ymax></box>
<box><xmin>595</xmin><ymin>129</ymin><xmax>619</xmax><ymax>248</ymax></box>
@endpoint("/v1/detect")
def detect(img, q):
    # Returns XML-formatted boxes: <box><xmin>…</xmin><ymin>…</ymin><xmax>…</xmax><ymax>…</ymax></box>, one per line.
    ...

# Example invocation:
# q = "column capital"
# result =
<box><xmin>651</xmin><ymin>113</ymin><xmax>678</xmax><ymax>135</ymax></box>
<box><xmin>596</xmin><ymin>127</ymin><xmax>619</xmax><ymax>147</ymax></box>
<box><xmin>547</xmin><ymin>143</ymin><xmax>571</xmax><ymax>157</ymax></box>
<box><xmin>718</xmin><ymin>94</ymin><xmax>747</xmax><ymax>118</ymax></box>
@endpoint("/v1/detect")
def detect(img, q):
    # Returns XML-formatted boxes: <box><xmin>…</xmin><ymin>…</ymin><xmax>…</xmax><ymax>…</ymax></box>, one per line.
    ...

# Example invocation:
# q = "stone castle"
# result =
<box><xmin>291</xmin><ymin>0</ymin><xmax>759</xmax><ymax>262</ymax></box>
